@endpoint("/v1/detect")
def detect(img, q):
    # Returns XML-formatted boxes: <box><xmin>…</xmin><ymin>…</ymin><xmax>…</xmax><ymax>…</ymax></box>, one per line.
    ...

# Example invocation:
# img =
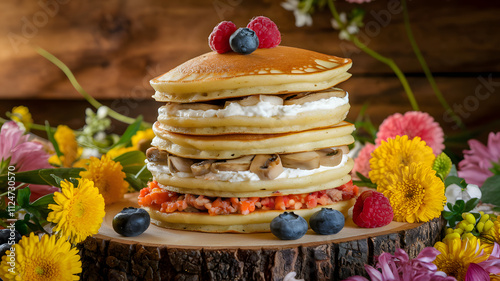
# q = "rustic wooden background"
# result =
<box><xmin>1</xmin><ymin>0</ymin><xmax>499</xmax><ymax>152</ymax></box>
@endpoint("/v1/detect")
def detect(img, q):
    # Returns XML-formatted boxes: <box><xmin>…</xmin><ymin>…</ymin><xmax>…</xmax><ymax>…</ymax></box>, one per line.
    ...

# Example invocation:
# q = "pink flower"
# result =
<box><xmin>376</xmin><ymin>111</ymin><xmax>445</xmax><ymax>155</ymax></box>
<box><xmin>351</xmin><ymin>143</ymin><xmax>376</xmax><ymax>180</ymax></box>
<box><xmin>458</xmin><ymin>132</ymin><xmax>500</xmax><ymax>186</ymax></box>
<box><xmin>343</xmin><ymin>247</ymin><xmax>455</xmax><ymax>281</ymax></box>
<box><xmin>0</xmin><ymin>121</ymin><xmax>58</xmax><ymax>201</ymax></box>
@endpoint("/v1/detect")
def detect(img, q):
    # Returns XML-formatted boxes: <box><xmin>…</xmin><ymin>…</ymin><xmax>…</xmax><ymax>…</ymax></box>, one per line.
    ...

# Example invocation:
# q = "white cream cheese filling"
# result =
<box><xmin>147</xmin><ymin>154</ymin><xmax>349</xmax><ymax>182</ymax></box>
<box><xmin>161</xmin><ymin>93</ymin><xmax>349</xmax><ymax>118</ymax></box>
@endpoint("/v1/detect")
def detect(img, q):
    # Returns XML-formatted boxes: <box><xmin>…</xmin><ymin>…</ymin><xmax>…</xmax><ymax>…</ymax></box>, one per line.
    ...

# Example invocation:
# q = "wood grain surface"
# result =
<box><xmin>1</xmin><ymin>0</ymin><xmax>499</xmax><ymax>139</ymax></box>
<box><xmin>77</xmin><ymin>193</ymin><xmax>445</xmax><ymax>281</ymax></box>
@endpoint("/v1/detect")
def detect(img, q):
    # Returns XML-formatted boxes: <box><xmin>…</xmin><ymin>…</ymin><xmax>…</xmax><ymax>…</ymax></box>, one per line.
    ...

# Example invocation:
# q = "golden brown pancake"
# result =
<box><xmin>152</xmin><ymin>121</ymin><xmax>355</xmax><ymax>159</ymax></box>
<box><xmin>151</xmin><ymin>46</ymin><xmax>352</xmax><ymax>103</ymax></box>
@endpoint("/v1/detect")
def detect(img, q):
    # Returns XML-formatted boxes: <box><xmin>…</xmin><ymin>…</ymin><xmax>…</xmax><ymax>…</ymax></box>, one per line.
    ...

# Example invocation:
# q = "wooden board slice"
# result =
<box><xmin>78</xmin><ymin>193</ymin><xmax>445</xmax><ymax>281</ymax></box>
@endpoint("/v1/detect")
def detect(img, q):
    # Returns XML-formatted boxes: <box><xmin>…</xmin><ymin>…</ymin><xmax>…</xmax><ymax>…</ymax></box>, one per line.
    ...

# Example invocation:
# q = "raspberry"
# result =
<box><xmin>209</xmin><ymin>21</ymin><xmax>237</xmax><ymax>54</ymax></box>
<box><xmin>247</xmin><ymin>16</ymin><xmax>281</xmax><ymax>49</ymax></box>
<box><xmin>352</xmin><ymin>190</ymin><xmax>393</xmax><ymax>228</ymax></box>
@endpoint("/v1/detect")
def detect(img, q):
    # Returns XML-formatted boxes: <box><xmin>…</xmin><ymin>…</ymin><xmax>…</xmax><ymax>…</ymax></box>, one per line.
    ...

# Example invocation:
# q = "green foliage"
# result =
<box><xmin>442</xmin><ymin>198</ymin><xmax>480</xmax><ymax>227</ymax></box>
<box><xmin>0</xmin><ymin>168</ymin><xmax>84</xmax><ymax>187</ymax></box>
<box><xmin>480</xmin><ymin>175</ymin><xmax>500</xmax><ymax>207</ymax></box>
<box><xmin>114</xmin><ymin>150</ymin><xmax>152</xmax><ymax>191</ymax></box>
<box><xmin>0</xmin><ymin>187</ymin><xmax>56</xmax><ymax>236</ymax></box>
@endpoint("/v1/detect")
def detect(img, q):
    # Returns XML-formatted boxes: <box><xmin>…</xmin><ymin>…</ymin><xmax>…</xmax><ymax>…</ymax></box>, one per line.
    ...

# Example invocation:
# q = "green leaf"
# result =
<box><xmin>31</xmin><ymin>193</ymin><xmax>55</xmax><ymax>208</ymax></box>
<box><xmin>442</xmin><ymin>211</ymin><xmax>455</xmax><ymax>220</ymax></box>
<box><xmin>445</xmin><ymin>176</ymin><xmax>467</xmax><ymax>189</ymax></box>
<box><xmin>125</xmin><ymin>173</ymin><xmax>149</xmax><ymax>191</ymax></box>
<box><xmin>51</xmin><ymin>174</ymin><xmax>64</xmax><ymax>186</ymax></box>
<box><xmin>464</xmin><ymin>198</ymin><xmax>480</xmax><ymax>212</ymax></box>
<box><xmin>448</xmin><ymin>164</ymin><xmax>458</xmax><ymax>177</ymax></box>
<box><xmin>493</xmin><ymin>206</ymin><xmax>500</xmax><ymax>212</ymax></box>
<box><xmin>453</xmin><ymin>200</ymin><xmax>465</xmax><ymax>212</ymax></box>
<box><xmin>480</xmin><ymin>175</ymin><xmax>500</xmax><ymax>206</ymax></box>
<box><xmin>113</xmin><ymin>150</ymin><xmax>146</xmax><ymax>167</ymax></box>
<box><xmin>0</xmin><ymin>168</ymin><xmax>84</xmax><ymax>187</ymax></box>
<box><xmin>17</xmin><ymin>187</ymin><xmax>31</xmax><ymax>207</ymax></box>
<box><xmin>15</xmin><ymin>220</ymin><xmax>30</xmax><ymax>235</ymax></box>
<box><xmin>109</xmin><ymin>116</ymin><xmax>143</xmax><ymax>150</ymax></box>
<box><xmin>447</xmin><ymin>202</ymin><xmax>454</xmax><ymax>210</ymax></box>
<box><xmin>45</xmin><ymin>121</ymin><xmax>62</xmax><ymax>158</ymax></box>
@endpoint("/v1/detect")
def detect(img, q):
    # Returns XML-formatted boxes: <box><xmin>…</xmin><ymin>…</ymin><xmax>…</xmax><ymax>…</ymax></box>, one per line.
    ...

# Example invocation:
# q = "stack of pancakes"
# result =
<box><xmin>141</xmin><ymin>46</ymin><xmax>357</xmax><ymax>233</ymax></box>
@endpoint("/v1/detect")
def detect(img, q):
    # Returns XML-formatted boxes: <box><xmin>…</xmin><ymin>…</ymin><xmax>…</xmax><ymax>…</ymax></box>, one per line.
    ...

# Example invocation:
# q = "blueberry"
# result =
<box><xmin>0</xmin><ymin>243</ymin><xmax>10</xmax><ymax>258</ymax></box>
<box><xmin>229</xmin><ymin>28</ymin><xmax>259</xmax><ymax>55</ymax></box>
<box><xmin>113</xmin><ymin>207</ymin><xmax>150</xmax><ymax>237</ymax></box>
<box><xmin>270</xmin><ymin>212</ymin><xmax>308</xmax><ymax>240</ymax></box>
<box><xmin>0</xmin><ymin>229</ymin><xmax>22</xmax><ymax>244</ymax></box>
<box><xmin>309</xmin><ymin>208</ymin><xmax>345</xmax><ymax>235</ymax></box>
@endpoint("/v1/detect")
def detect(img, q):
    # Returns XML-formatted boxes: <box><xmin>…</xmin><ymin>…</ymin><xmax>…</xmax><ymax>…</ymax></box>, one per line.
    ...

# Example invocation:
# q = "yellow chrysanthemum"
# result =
<box><xmin>377</xmin><ymin>162</ymin><xmax>446</xmax><ymax>223</ymax></box>
<box><xmin>131</xmin><ymin>128</ymin><xmax>154</xmax><ymax>151</ymax></box>
<box><xmin>369</xmin><ymin>135</ymin><xmax>435</xmax><ymax>184</ymax></box>
<box><xmin>79</xmin><ymin>155</ymin><xmax>128</xmax><ymax>205</ymax></box>
<box><xmin>482</xmin><ymin>215</ymin><xmax>500</xmax><ymax>251</ymax></box>
<box><xmin>10</xmin><ymin>105</ymin><xmax>33</xmax><ymax>130</ymax></box>
<box><xmin>433</xmin><ymin>236</ymin><xmax>490</xmax><ymax>281</ymax></box>
<box><xmin>47</xmin><ymin>178</ymin><xmax>105</xmax><ymax>244</ymax></box>
<box><xmin>106</xmin><ymin>146</ymin><xmax>137</xmax><ymax>160</ymax></box>
<box><xmin>0</xmin><ymin>233</ymin><xmax>81</xmax><ymax>281</ymax></box>
<box><xmin>48</xmin><ymin>125</ymin><xmax>82</xmax><ymax>167</ymax></box>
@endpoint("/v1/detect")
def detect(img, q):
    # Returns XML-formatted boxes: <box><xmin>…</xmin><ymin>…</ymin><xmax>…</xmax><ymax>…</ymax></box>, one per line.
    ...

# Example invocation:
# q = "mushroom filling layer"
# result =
<box><xmin>146</xmin><ymin>146</ymin><xmax>349</xmax><ymax>181</ymax></box>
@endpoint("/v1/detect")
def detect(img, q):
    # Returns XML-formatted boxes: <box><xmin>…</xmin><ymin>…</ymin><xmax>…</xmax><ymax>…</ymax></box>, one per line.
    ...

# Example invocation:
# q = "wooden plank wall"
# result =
<box><xmin>1</xmin><ymin>0</ymin><xmax>499</xmax><ymax>148</ymax></box>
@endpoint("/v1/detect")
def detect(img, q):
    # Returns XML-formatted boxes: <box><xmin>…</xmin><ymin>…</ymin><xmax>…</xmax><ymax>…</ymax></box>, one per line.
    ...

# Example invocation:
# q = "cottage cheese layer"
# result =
<box><xmin>160</xmin><ymin>93</ymin><xmax>349</xmax><ymax>119</ymax></box>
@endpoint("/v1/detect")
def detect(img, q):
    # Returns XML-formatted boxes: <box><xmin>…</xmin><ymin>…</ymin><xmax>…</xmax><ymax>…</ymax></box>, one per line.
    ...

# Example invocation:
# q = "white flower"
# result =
<box><xmin>444</xmin><ymin>183</ymin><xmax>482</xmax><ymax>211</ymax></box>
<box><xmin>331</xmin><ymin>13</ymin><xmax>359</xmax><ymax>41</ymax></box>
<box><xmin>281</xmin><ymin>0</ymin><xmax>313</xmax><ymax>27</ymax></box>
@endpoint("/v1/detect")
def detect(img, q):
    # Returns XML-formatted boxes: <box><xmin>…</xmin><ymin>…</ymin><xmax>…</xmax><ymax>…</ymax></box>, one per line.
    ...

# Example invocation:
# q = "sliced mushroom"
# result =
<box><xmin>225</xmin><ymin>95</ymin><xmax>283</xmax><ymax>107</ymax></box>
<box><xmin>249</xmin><ymin>154</ymin><xmax>284</xmax><ymax>180</ymax></box>
<box><xmin>283</xmin><ymin>89</ymin><xmax>345</xmax><ymax>105</ymax></box>
<box><xmin>168</xmin><ymin>155</ymin><xmax>195</xmax><ymax>173</ymax></box>
<box><xmin>211</xmin><ymin>155</ymin><xmax>254</xmax><ymax>172</ymax></box>
<box><xmin>191</xmin><ymin>160</ymin><xmax>214</xmax><ymax>176</ymax></box>
<box><xmin>280</xmin><ymin>151</ymin><xmax>320</xmax><ymax>170</ymax></box>
<box><xmin>317</xmin><ymin>148</ymin><xmax>343</xmax><ymax>167</ymax></box>
<box><xmin>339</xmin><ymin>145</ymin><xmax>349</xmax><ymax>155</ymax></box>
<box><xmin>146</xmin><ymin>147</ymin><xmax>169</xmax><ymax>164</ymax></box>
<box><xmin>165</xmin><ymin>102</ymin><xmax>221</xmax><ymax>114</ymax></box>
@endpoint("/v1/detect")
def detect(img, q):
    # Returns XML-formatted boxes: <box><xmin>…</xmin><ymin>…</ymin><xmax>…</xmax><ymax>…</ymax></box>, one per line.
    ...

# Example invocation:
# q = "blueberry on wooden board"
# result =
<box><xmin>309</xmin><ymin>208</ymin><xmax>345</xmax><ymax>235</ymax></box>
<box><xmin>270</xmin><ymin>212</ymin><xmax>308</xmax><ymax>240</ymax></box>
<box><xmin>113</xmin><ymin>207</ymin><xmax>150</xmax><ymax>237</ymax></box>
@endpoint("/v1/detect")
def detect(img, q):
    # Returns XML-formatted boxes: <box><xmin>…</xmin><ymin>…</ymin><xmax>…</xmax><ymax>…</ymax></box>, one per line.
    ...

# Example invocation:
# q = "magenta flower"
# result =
<box><xmin>343</xmin><ymin>247</ymin><xmax>456</xmax><ymax>281</ymax></box>
<box><xmin>458</xmin><ymin>132</ymin><xmax>500</xmax><ymax>186</ymax></box>
<box><xmin>351</xmin><ymin>143</ymin><xmax>376</xmax><ymax>180</ymax></box>
<box><xmin>376</xmin><ymin>111</ymin><xmax>445</xmax><ymax>155</ymax></box>
<box><xmin>0</xmin><ymin>121</ymin><xmax>58</xmax><ymax>201</ymax></box>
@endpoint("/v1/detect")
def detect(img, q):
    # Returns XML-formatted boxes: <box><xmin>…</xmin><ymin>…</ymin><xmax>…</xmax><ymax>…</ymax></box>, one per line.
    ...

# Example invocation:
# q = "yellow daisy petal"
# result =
<box><xmin>0</xmin><ymin>233</ymin><xmax>81</xmax><ymax>281</ymax></box>
<box><xmin>369</xmin><ymin>135</ymin><xmax>435</xmax><ymax>185</ymax></box>
<box><xmin>378</xmin><ymin>162</ymin><xmax>446</xmax><ymax>223</ymax></box>
<box><xmin>47</xmin><ymin>178</ymin><xmax>105</xmax><ymax>244</ymax></box>
<box><xmin>434</xmin><ymin>237</ymin><xmax>489</xmax><ymax>281</ymax></box>
<box><xmin>79</xmin><ymin>155</ymin><xmax>128</xmax><ymax>205</ymax></box>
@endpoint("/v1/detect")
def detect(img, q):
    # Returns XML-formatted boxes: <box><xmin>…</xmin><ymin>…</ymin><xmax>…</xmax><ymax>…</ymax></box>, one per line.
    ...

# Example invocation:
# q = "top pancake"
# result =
<box><xmin>151</xmin><ymin>46</ymin><xmax>352</xmax><ymax>103</ymax></box>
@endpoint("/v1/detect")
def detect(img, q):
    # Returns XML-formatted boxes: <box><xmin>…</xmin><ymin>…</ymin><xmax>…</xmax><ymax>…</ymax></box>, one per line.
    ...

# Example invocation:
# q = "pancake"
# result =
<box><xmin>151</xmin><ymin>46</ymin><xmax>352</xmax><ymax>103</ymax></box>
<box><xmin>156</xmin><ymin>88</ymin><xmax>350</xmax><ymax>135</ymax></box>
<box><xmin>144</xmin><ymin>199</ymin><xmax>355</xmax><ymax>233</ymax></box>
<box><xmin>152</xmin><ymin>121</ymin><xmax>355</xmax><ymax>159</ymax></box>
<box><xmin>148</xmin><ymin>155</ymin><xmax>354</xmax><ymax>197</ymax></box>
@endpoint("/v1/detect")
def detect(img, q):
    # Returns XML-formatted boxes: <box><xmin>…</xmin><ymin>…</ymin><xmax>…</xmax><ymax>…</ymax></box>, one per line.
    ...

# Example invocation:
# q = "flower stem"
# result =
<box><xmin>401</xmin><ymin>0</ymin><xmax>464</xmax><ymax>128</ymax></box>
<box><xmin>327</xmin><ymin>0</ymin><xmax>420</xmax><ymax>111</ymax></box>
<box><xmin>36</xmin><ymin>47</ymin><xmax>152</xmax><ymax>128</ymax></box>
